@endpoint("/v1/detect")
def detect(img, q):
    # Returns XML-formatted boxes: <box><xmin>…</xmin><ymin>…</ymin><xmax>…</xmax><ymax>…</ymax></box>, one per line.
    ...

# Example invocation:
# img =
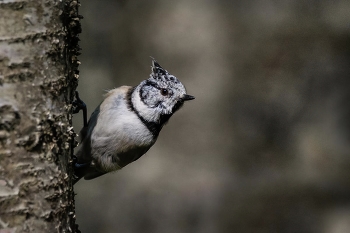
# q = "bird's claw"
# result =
<box><xmin>72</xmin><ymin>91</ymin><xmax>88</xmax><ymax>126</ymax></box>
<box><xmin>72</xmin><ymin>91</ymin><xmax>86</xmax><ymax>114</ymax></box>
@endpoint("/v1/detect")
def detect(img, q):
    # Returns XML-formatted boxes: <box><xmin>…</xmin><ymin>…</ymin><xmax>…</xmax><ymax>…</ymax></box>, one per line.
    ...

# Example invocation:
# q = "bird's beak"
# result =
<box><xmin>182</xmin><ymin>94</ymin><xmax>195</xmax><ymax>101</ymax></box>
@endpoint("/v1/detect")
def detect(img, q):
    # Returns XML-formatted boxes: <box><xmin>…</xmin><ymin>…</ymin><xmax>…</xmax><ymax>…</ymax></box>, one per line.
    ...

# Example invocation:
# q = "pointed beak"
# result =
<box><xmin>182</xmin><ymin>94</ymin><xmax>195</xmax><ymax>101</ymax></box>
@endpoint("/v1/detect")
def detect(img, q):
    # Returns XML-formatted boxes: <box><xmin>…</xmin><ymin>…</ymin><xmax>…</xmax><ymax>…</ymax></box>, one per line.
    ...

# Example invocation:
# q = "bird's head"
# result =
<box><xmin>131</xmin><ymin>59</ymin><xmax>194</xmax><ymax>125</ymax></box>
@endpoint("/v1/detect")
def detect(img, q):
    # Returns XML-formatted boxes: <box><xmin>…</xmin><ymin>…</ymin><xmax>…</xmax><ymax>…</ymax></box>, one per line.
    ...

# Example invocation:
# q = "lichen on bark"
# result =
<box><xmin>0</xmin><ymin>0</ymin><xmax>81</xmax><ymax>232</ymax></box>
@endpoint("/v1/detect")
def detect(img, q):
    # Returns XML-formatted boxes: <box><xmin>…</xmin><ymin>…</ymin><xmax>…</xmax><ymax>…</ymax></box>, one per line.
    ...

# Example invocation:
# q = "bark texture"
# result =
<box><xmin>0</xmin><ymin>0</ymin><xmax>81</xmax><ymax>232</ymax></box>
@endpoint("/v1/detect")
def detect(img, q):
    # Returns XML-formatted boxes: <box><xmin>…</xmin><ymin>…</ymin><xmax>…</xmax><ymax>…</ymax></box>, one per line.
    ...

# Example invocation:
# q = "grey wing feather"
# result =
<box><xmin>76</xmin><ymin>104</ymin><xmax>100</xmax><ymax>164</ymax></box>
<box><xmin>74</xmin><ymin>104</ymin><xmax>107</xmax><ymax>183</ymax></box>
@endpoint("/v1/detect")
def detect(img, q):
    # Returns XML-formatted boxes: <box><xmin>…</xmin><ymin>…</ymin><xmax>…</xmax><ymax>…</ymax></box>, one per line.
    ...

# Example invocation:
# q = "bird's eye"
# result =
<box><xmin>160</xmin><ymin>88</ymin><xmax>168</xmax><ymax>96</ymax></box>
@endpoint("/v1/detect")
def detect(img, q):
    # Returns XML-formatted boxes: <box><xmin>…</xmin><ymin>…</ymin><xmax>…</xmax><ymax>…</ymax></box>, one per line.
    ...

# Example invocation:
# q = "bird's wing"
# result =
<box><xmin>73</xmin><ymin>104</ymin><xmax>102</xmax><ymax>184</ymax></box>
<box><xmin>76</xmin><ymin>104</ymin><xmax>100</xmax><ymax>163</ymax></box>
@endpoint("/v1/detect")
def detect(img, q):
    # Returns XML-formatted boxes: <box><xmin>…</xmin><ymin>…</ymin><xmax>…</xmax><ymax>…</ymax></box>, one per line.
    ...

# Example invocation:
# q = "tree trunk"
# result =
<box><xmin>0</xmin><ymin>0</ymin><xmax>81</xmax><ymax>232</ymax></box>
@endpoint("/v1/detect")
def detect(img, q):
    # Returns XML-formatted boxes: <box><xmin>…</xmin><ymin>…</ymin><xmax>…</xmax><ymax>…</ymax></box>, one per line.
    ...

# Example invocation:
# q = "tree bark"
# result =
<box><xmin>0</xmin><ymin>0</ymin><xmax>81</xmax><ymax>232</ymax></box>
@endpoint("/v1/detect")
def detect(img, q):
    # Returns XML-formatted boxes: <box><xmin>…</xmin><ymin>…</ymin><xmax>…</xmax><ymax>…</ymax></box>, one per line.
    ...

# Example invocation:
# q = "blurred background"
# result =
<box><xmin>73</xmin><ymin>1</ymin><xmax>350</xmax><ymax>232</ymax></box>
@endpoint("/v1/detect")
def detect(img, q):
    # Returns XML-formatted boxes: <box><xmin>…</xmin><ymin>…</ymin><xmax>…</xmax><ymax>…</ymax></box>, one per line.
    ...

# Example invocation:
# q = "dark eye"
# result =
<box><xmin>160</xmin><ymin>88</ymin><xmax>168</xmax><ymax>96</ymax></box>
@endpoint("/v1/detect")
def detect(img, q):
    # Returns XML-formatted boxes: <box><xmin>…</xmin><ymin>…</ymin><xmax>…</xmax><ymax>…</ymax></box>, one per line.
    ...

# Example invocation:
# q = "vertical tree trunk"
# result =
<box><xmin>0</xmin><ymin>0</ymin><xmax>81</xmax><ymax>232</ymax></box>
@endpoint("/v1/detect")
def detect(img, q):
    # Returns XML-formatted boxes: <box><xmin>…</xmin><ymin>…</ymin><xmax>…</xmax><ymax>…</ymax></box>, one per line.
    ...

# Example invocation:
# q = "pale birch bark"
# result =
<box><xmin>0</xmin><ymin>0</ymin><xmax>81</xmax><ymax>232</ymax></box>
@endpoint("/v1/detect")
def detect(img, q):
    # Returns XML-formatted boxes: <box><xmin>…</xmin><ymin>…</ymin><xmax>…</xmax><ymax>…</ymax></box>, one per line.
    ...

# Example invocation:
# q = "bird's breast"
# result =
<box><xmin>89</xmin><ymin>88</ymin><xmax>156</xmax><ymax>171</ymax></box>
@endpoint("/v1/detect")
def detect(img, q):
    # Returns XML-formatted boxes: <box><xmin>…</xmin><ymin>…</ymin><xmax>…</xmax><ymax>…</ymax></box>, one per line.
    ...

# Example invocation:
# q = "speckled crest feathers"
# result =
<box><xmin>150</xmin><ymin>58</ymin><xmax>180</xmax><ymax>85</ymax></box>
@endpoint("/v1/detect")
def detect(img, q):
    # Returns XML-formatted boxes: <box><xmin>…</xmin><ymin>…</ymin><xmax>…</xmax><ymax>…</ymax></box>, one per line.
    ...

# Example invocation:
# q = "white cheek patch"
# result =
<box><xmin>160</xmin><ymin>101</ymin><xmax>174</xmax><ymax>115</ymax></box>
<box><xmin>132</xmin><ymin>88</ymin><xmax>162</xmax><ymax>122</ymax></box>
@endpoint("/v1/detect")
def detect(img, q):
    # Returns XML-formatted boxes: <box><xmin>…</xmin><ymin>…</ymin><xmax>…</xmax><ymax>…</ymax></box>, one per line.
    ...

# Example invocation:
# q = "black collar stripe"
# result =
<box><xmin>126</xmin><ymin>87</ymin><xmax>162</xmax><ymax>138</ymax></box>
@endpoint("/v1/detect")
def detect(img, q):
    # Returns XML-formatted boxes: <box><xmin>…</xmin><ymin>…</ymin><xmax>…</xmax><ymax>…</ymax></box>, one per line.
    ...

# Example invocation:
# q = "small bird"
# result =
<box><xmin>72</xmin><ymin>59</ymin><xmax>194</xmax><ymax>184</ymax></box>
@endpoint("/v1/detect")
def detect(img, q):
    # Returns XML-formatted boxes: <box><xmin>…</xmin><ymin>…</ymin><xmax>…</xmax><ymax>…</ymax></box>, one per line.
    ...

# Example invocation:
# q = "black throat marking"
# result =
<box><xmin>126</xmin><ymin>87</ymin><xmax>171</xmax><ymax>138</ymax></box>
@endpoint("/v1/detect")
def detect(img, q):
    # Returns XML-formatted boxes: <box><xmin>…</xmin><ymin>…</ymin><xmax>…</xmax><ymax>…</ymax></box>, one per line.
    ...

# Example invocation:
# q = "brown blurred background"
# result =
<box><xmin>73</xmin><ymin>1</ymin><xmax>350</xmax><ymax>232</ymax></box>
